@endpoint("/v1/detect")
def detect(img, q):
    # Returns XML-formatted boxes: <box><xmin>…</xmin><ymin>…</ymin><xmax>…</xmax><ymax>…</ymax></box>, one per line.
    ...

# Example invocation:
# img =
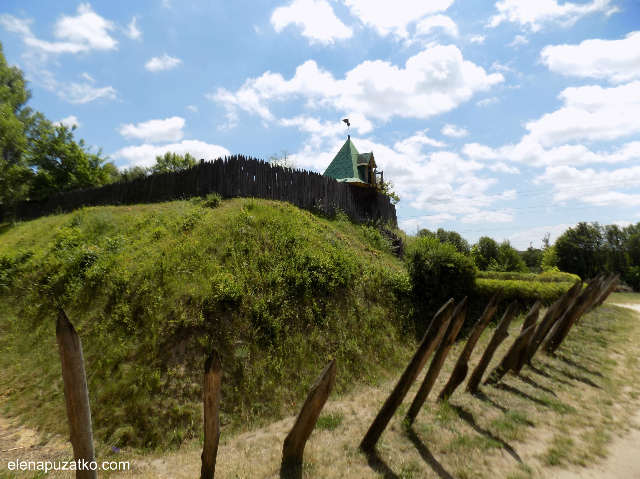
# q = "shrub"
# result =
<box><xmin>475</xmin><ymin>278</ymin><xmax>577</xmax><ymax>310</ymax></box>
<box><xmin>406</xmin><ymin>237</ymin><xmax>476</xmax><ymax>333</ymax></box>
<box><xmin>476</xmin><ymin>271</ymin><xmax>580</xmax><ymax>283</ymax></box>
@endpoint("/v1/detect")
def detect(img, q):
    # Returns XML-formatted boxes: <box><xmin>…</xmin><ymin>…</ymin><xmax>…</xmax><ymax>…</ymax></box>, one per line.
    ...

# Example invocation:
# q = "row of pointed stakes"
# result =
<box><xmin>54</xmin><ymin>273</ymin><xmax>617</xmax><ymax>478</ymax></box>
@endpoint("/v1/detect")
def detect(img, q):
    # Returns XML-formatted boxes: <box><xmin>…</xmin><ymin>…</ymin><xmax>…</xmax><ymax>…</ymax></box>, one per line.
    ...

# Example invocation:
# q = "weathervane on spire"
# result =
<box><xmin>342</xmin><ymin>116</ymin><xmax>350</xmax><ymax>138</ymax></box>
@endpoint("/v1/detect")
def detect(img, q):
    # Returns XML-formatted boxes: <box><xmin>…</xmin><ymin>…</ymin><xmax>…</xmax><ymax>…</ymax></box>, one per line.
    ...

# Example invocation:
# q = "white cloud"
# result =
<box><xmin>464</xmin><ymin>139</ymin><xmax>640</xmax><ymax>168</ymax></box>
<box><xmin>58</xmin><ymin>81</ymin><xmax>117</xmax><ymax>104</ymax></box>
<box><xmin>525</xmin><ymin>81</ymin><xmax>640</xmax><ymax>146</ymax></box>
<box><xmin>344</xmin><ymin>0</ymin><xmax>454</xmax><ymax>38</ymax></box>
<box><xmin>477</xmin><ymin>96</ymin><xmax>499</xmax><ymax>107</ymax></box>
<box><xmin>509</xmin><ymin>35</ymin><xmax>529</xmax><ymax>46</ymax></box>
<box><xmin>461</xmin><ymin>209</ymin><xmax>515</xmax><ymax>224</ymax></box>
<box><xmin>271</xmin><ymin>0</ymin><xmax>352</xmax><ymax>45</ymax></box>
<box><xmin>488</xmin><ymin>0</ymin><xmax>619</xmax><ymax>32</ymax></box>
<box><xmin>400</xmin><ymin>214</ymin><xmax>457</xmax><ymax>232</ymax></box>
<box><xmin>506</xmin><ymin>223</ymin><xmax>575</xmax><ymax>250</ymax></box>
<box><xmin>80</xmin><ymin>72</ymin><xmax>95</xmax><ymax>82</ymax></box>
<box><xmin>0</xmin><ymin>4</ymin><xmax>117</xmax><ymax>56</ymax></box>
<box><xmin>536</xmin><ymin>165</ymin><xmax>640</xmax><ymax>206</ymax></box>
<box><xmin>415</xmin><ymin>15</ymin><xmax>459</xmax><ymax>38</ymax></box>
<box><xmin>441</xmin><ymin>124</ymin><xmax>468</xmax><ymax>138</ymax></box>
<box><xmin>210</xmin><ymin>45</ymin><xmax>503</xmax><ymax>126</ymax></box>
<box><xmin>488</xmin><ymin>162</ymin><xmax>520</xmax><ymax>174</ymax></box>
<box><xmin>113</xmin><ymin>140</ymin><xmax>230</xmax><ymax>168</ymax></box>
<box><xmin>124</xmin><ymin>16</ymin><xmax>142</xmax><ymax>40</ymax></box>
<box><xmin>186</xmin><ymin>105</ymin><xmax>199</xmax><ymax>113</ymax></box>
<box><xmin>118</xmin><ymin>117</ymin><xmax>186</xmax><ymax>143</ymax></box>
<box><xmin>145</xmin><ymin>53</ymin><xmax>182</xmax><ymax>72</ymax></box>
<box><xmin>59</xmin><ymin>115</ymin><xmax>80</xmax><ymax>128</ymax></box>
<box><xmin>540</xmin><ymin>31</ymin><xmax>640</xmax><ymax>84</ymax></box>
<box><xmin>469</xmin><ymin>34</ymin><xmax>486</xmax><ymax>44</ymax></box>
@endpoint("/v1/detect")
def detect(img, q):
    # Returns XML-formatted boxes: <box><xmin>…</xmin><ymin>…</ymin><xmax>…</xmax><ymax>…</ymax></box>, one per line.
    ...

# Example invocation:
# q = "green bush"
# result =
<box><xmin>477</xmin><ymin>271</ymin><xmax>580</xmax><ymax>283</ymax></box>
<box><xmin>475</xmin><ymin>278</ymin><xmax>577</xmax><ymax>309</ymax></box>
<box><xmin>406</xmin><ymin>237</ymin><xmax>476</xmax><ymax>333</ymax></box>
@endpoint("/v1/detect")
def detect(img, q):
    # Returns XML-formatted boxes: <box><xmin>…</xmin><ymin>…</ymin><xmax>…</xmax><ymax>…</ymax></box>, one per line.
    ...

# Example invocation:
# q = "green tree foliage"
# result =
<box><xmin>555</xmin><ymin>222</ymin><xmax>605</xmax><ymax>280</ymax></box>
<box><xmin>0</xmin><ymin>43</ymin><xmax>33</xmax><ymax>214</ymax></box>
<box><xmin>470</xmin><ymin>236</ymin><xmax>499</xmax><ymax>271</ymax></box>
<box><xmin>406</xmin><ymin>236</ymin><xmax>476</xmax><ymax>332</ymax></box>
<box><xmin>28</xmin><ymin>122</ymin><xmax>115</xmax><ymax>200</ymax></box>
<box><xmin>0</xmin><ymin>42</ymin><xmax>117</xmax><ymax>212</ymax></box>
<box><xmin>627</xmin><ymin>233</ymin><xmax>640</xmax><ymax>267</ymax></box>
<box><xmin>603</xmin><ymin>224</ymin><xmax>628</xmax><ymax>274</ymax></box>
<box><xmin>416</xmin><ymin>228</ymin><xmax>470</xmax><ymax>254</ymax></box>
<box><xmin>149</xmin><ymin>152</ymin><xmax>197</xmax><ymax>174</ymax></box>
<box><xmin>497</xmin><ymin>240</ymin><xmax>528</xmax><ymax>272</ymax></box>
<box><xmin>541</xmin><ymin>246</ymin><xmax>559</xmax><ymax>272</ymax></box>
<box><xmin>521</xmin><ymin>246</ymin><xmax>543</xmax><ymax>273</ymax></box>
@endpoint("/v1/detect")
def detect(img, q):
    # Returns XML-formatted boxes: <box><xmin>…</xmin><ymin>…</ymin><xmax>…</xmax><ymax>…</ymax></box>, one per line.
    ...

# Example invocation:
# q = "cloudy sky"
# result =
<box><xmin>2</xmin><ymin>0</ymin><xmax>639</xmax><ymax>248</ymax></box>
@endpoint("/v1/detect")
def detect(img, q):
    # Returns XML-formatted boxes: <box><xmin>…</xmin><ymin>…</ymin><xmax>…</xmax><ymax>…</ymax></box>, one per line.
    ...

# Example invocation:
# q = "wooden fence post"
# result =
<box><xmin>482</xmin><ymin>302</ymin><xmax>540</xmax><ymax>384</ymax></box>
<box><xmin>484</xmin><ymin>322</ymin><xmax>537</xmax><ymax>386</ymax></box>
<box><xmin>406</xmin><ymin>298</ymin><xmax>467</xmax><ymax>424</ymax></box>
<box><xmin>585</xmin><ymin>274</ymin><xmax>619</xmax><ymax>313</ymax></box>
<box><xmin>523</xmin><ymin>282</ymin><xmax>582</xmax><ymax>365</ymax></box>
<box><xmin>201</xmin><ymin>349</ymin><xmax>222</xmax><ymax>479</ymax></box>
<box><xmin>543</xmin><ymin>275</ymin><xmax>605</xmax><ymax>355</ymax></box>
<box><xmin>359</xmin><ymin>300</ymin><xmax>454</xmax><ymax>452</ymax></box>
<box><xmin>56</xmin><ymin>308</ymin><xmax>97</xmax><ymax>479</ymax></box>
<box><xmin>281</xmin><ymin>360</ymin><xmax>337</xmax><ymax>474</ymax></box>
<box><xmin>437</xmin><ymin>290</ymin><xmax>502</xmax><ymax>402</ymax></box>
<box><xmin>466</xmin><ymin>302</ymin><xmax>519</xmax><ymax>395</ymax></box>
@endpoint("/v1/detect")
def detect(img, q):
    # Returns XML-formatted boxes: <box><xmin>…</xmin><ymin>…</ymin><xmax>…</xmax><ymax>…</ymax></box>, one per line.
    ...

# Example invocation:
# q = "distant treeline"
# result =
<box><xmin>15</xmin><ymin>155</ymin><xmax>397</xmax><ymax>224</ymax></box>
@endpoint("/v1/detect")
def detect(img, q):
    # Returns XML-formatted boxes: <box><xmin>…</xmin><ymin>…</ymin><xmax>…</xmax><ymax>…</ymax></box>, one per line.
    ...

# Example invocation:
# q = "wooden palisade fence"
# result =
<box><xmin>55</xmin><ymin>273</ymin><xmax>618</xmax><ymax>476</ymax></box>
<box><xmin>15</xmin><ymin>156</ymin><xmax>397</xmax><ymax>225</ymax></box>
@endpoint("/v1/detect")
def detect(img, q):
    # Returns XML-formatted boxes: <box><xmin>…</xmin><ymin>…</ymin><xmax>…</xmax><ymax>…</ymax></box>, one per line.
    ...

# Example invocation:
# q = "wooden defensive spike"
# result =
<box><xmin>466</xmin><ymin>301</ymin><xmax>519</xmax><ymax>395</ymax></box>
<box><xmin>437</xmin><ymin>290</ymin><xmax>502</xmax><ymax>402</ymax></box>
<box><xmin>406</xmin><ymin>298</ymin><xmax>468</xmax><ymax>425</ymax></box>
<box><xmin>360</xmin><ymin>299</ymin><xmax>454</xmax><ymax>452</ymax></box>
<box><xmin>484</xmin><ymin>322</ymin><xmax>537</xmax><ymax>385</ymax></box>
<box><xmin>523</xmin><ymin>282</ymin><xmax>582</xmax><ymax>365</ymax></box>
<box><xmin>56</xmin><ymin>308</ymin><xmax>97</xmax><ymax>479</ymax></box>
<box><xmin>281</xmin><ymin>360</ymin><xmax>337</xmax><ymax>474</ymax></box>
<box><xmin>543</xmin><ymin>275</ymin><xmax>605</xmax><ymax>355</ymax></box>
<box><xmin>201</xmin><ymin>349</ymin><xmax>222</xmax><ymax>479</ymax></box>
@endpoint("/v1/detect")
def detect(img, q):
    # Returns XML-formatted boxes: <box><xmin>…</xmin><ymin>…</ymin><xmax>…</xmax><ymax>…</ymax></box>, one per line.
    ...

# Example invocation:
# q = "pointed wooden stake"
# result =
<box><xmin>437</xmin><ymin>290</ymin><xmax>502</xmax><ymax>402</ymax></box>
<box><xmin>466</xmin><ymin>301</ymin><xmax>519</xmax><ymax>395</ymax></box>
<box><xmin>523</xmin><ymin>282</ymin><xmax>582</xmax><ymax>365</ymax></box>
<box><xmin>281</xmin><ymin>360</ymin><xmax>337</xmax><ymax>473</ymax></box>
<box><xmin>406</xmin><ymin>298</ymin><xmax>467</xmax><ymax>425</ymax></box>
<box><xmin>56</xmin><ymin>308</ymin><xmax>97</xmax><ymax>479</ymax></box>
<box><xmin>201</xmin><ymin>349</ymin><xmax>222</xmax><ymax>479</ymax></box>
<box><xmin>360</xmin><ymin>300</ymin><xmax>454</xmax><ymax>452</ymax></box>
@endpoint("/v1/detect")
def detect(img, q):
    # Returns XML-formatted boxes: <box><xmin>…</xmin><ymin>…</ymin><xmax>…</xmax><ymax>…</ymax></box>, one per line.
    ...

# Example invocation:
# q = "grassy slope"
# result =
<box><xmin>0</xmin><ymin>198</ymin><xmax>413</xmax><ymax>449</ymax></box>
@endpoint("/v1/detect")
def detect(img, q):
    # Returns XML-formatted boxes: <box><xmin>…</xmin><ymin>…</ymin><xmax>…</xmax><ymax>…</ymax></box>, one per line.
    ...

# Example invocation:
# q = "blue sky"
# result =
<box><xmin>2</xmin><ymin>0</ymin><xmax>639</xmax><ymax>249</ymax></box>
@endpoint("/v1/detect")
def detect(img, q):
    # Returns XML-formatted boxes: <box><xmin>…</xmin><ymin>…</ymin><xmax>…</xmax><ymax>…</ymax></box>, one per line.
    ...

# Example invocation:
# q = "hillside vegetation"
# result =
<box><xmin>0</xmin><ymin>198</ymin><xmax>412</xmax><ymax>449</ymax></box>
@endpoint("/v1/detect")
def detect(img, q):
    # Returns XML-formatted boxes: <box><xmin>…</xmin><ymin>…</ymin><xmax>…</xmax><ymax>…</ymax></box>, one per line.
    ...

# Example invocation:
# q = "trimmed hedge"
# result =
<box><xmin>475</xmin><ymin>278</ymin><xmax>578</xmax><ymax>309</ymax></box>
<box><xmin>477</xmin><ymin>271</ymin><xmax>581</xmax><ymax>283</ymax></box>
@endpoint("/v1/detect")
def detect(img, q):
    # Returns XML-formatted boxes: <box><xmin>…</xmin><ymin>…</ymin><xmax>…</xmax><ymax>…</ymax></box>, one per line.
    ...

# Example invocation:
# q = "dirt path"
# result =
<box><xmin>550</xmin><ymin>303</ymin><xmax>640</xmax><ymax>479</ymax></box>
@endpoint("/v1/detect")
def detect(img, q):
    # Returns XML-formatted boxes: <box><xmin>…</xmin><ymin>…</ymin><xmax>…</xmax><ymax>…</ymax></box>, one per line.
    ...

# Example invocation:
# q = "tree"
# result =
<box><xmin>603</xmin><ymin>224</ymin><xmax>628</xmax><ymax>274</ymax></box>
<box><xmin>380</xmin><ymin>179</ymin><xmax>400</xmax><ymax>205</ymax></box>
<box><xmin>434</xmin><ymin>228</ymin><xmax>470</xmax><ymax>255</ymax></box>
<box><xmin>149</xmin><ymin>152</ymin><xmax>197</xmax><ymax>174</ymax></box>
<box><xmin>521</xmin><ymin>246</ymin><xmax>543</xmax><ymax>273</ymax></box>
<box><xmin>0</xmin><ymin>42</ymin><xmax>34</xmax><ymax>216</ymax></box>
<box><xmin>497</xmin><ymin>240</ymin><xmax>527</xmax><ymax>272</ymax></box>
<box><xmin>470</xmin><ymin>236</ymin><xmax>499</xmax><ymax>271</ymax></box>
<box><xmin>555</xmin><ymin>222</ymin><xmax>605</xmax><ymax>280</ymax></box>
<box><xmin>28</xmin><ymin>121</ymin><xmax>115</xmax><ymax>200</ymax></box>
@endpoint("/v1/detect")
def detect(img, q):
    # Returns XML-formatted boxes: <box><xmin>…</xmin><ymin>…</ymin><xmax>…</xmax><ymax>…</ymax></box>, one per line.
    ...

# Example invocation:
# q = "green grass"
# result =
<box><xmin>315</xmin><ymin>412</ymin><xmax>343</xmax><ymax>431</ymax></box>
<box><xmin>0</xmin><ymin>198</ymin><xmax>413</xmax><ymax>449</ymax></box>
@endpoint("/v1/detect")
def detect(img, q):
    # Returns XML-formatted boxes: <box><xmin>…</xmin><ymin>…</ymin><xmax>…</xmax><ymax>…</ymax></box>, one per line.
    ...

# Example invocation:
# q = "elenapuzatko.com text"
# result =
<box><xmin>7</xmin><ymin>459</ymin><xmax>130</xmax><ymax>473</ymax></box>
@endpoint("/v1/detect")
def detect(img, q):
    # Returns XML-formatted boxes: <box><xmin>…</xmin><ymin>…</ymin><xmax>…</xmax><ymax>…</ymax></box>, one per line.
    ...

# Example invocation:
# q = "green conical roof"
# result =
<box><xmin>323</xmin><ymin>137</ymin><xmax>366</xmax><ymax>184</ymax></box>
